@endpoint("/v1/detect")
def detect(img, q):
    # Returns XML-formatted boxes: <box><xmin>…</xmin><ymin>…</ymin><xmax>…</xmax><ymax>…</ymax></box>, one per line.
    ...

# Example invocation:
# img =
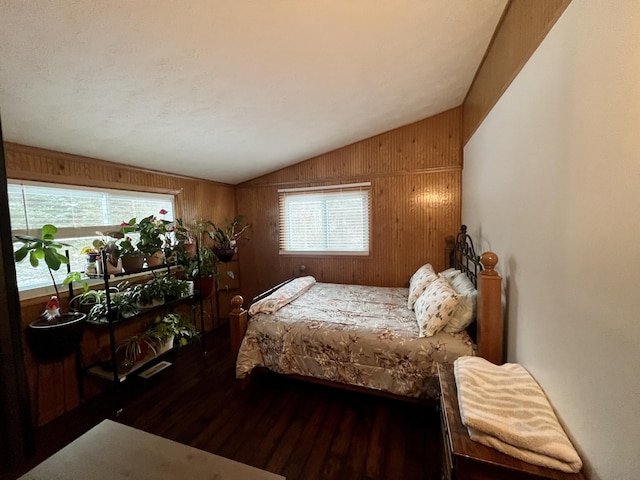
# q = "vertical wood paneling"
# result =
<box><xmin>236</xmin><ymin>109</ymin><xmax>463</xmax><ymax>304</ymax></box>
<box><xmin>463</xmin><ymin>0</ymin><xmax>572</xmax><ymax>143</ymax></box>
<box><xmin>5</xmin><ymin>143</ymin><xmax>237</xmax><ymax>426</ymax></box>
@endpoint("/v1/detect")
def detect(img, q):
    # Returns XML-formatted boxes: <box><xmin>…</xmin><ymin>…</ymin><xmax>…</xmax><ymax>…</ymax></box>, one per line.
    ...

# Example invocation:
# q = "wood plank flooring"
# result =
<box><xmin>11</xmin><ymin>326</ymin><xmax>443</xmax><ymax>480</ymax></box>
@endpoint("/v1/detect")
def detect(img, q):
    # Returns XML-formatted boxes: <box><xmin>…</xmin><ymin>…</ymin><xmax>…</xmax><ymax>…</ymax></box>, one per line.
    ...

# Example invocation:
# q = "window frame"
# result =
<box><xmin>9</xmin><ymin>179</ymin><xmax>176</xmax><ymax>296</ymax></box>
<box><xmin>278</xmin><ymin>182</ymin><xmax>371</xmax><ymax>256</ymax></box>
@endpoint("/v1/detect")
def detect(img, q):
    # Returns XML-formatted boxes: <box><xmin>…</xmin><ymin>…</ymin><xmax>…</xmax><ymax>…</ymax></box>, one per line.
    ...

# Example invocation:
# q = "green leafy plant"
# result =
<box><xmin>84</xmin><ymin>282</ymin><xmax>137</xmax><ymax>323</ymax></box>
<box><xmin>116</xmin><ymin>333</ymin><xmax>157</xmax><ymax>368</ymax></box>
<box><xmin>146</xmin><ymin>313</ymin><xmax>199</xmax><ymax>348</ymax></box>
<box><xmin>137</xmin><ymin>214</ymin><xmax>172</xmax><ymax>256</ymax></box>
<box><xmin>70</xmin><ymin>288</ymin><xmax>108</xmax><ymax>313</ymax></box>
<box><xmin>182</xmin><ymin>245</ymin><xmax>217</xmax><ymax>279</ymax></box>
<box><xmin>163</xmin><ymin>217</ymin><xmax>189</xmax><ymax>265</ymax></box>
<box><xmin>116</xmin><ymin>236</ymin><xmax>139</xmax><ymax>257</ymax></box>
<box><xmin>97</xmin><ymin>219</ymin><xmax>141</xmax><ymax>260</ymax></box>
<box><xmin>128</xmin><ymin>276</ymin><xmax>164</xmax><ymax>307</ymax></box>
<box><xmin>207</xmin><ymin>216</ymin><xmax>250</xmax><ymax>249</ymax></box>
<box><xmin>91</xmin><ymin>235</ymin><xmax>120</xmax><ymax>268</ymax></box>
<box><xmin>173</xmin><ymin>217</ymin><xmax>194</xmax><ymax>245</ymax></box>
<box><xmin>13</xmin><ymin>224</ymin><xmax>81</xmax><ymax>301</ymax></box>
<box><xmin>156</xmin><ymin>274</ymin><xmax>190</xmax><ymax>301</ymax></box>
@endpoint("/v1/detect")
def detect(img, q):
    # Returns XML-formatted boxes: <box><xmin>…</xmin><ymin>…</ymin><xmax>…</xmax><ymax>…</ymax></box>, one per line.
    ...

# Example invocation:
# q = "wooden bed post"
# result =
<box><xmin>477</xmin><ymin>252</ymin><xmax>503</xmax><ymax>364</ymax></box>
<box><xmin>229</xmin><ymin>295</ymin><xmax>248</xmax><ymax>361</ymax></box>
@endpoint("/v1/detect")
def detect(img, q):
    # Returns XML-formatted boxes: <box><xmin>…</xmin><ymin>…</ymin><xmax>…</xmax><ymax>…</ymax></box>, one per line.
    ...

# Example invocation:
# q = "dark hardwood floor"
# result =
<box><xmin>11</xmin><ymin>326</ymin><xmax>443</xmax><ymax>480</ymax></box>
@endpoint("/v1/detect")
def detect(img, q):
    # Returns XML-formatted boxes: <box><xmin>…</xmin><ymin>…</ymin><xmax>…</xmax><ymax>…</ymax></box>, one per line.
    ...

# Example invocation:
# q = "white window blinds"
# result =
<box><xmin>8</xmin><ymin>180</ymin><xmax>174</xmax><ymax>238</ymax></box>
<box><xmin>278</xmin><ymin>183</ymin><xmax>371</xmax><ymax>255</ymax></box>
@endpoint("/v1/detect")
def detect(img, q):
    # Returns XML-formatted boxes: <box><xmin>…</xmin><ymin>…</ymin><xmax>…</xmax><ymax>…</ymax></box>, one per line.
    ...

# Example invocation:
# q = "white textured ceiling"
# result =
<box><xmin>0</xmin><ymin>1</ymin><xmax>506</xmax><ymax>185</ymax></box>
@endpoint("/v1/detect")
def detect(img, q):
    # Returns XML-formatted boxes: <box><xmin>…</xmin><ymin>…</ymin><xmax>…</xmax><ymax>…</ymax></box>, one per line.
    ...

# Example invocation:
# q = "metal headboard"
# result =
<box><xmin>450</xmin><ymin>225</ymin><xmax>482</xmax><ymax>288</ymax></box>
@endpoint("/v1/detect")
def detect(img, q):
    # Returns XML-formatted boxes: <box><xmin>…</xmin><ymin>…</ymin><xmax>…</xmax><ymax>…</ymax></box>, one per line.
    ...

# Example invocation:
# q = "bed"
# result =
<box><xmin>229</xmin><ymin>225</ymin><xmax>503</xmax><ymax>401</ymax></box>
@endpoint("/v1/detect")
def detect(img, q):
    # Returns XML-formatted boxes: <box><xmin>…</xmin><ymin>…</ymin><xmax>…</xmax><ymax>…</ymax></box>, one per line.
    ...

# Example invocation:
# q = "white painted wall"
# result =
<box><xmin>462</xmin><ymin>2</ymin><xmax>640</xmax><ymax>479</ymax></box>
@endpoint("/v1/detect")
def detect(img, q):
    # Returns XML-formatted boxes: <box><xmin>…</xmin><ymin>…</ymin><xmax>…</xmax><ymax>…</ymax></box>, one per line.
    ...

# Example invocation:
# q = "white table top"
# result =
<box><xmin>19</xmin><ymin>419</ymin><xmax>284</xmax><ymax>480</ymax></box>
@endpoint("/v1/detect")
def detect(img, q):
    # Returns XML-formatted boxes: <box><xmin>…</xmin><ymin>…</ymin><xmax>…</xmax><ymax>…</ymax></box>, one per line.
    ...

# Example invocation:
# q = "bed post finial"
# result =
<box><xmin>230</xmin><ymin>295</ymin><xmax>248</xmax><ymax>361</ymax></box>
<box><xmin>480</xmin><ymin>252</ymin><xmax>498</xmax><ymax>274</ymax></box>
<box><xmin>231</xmin><ymin>295</ymin><xmax>245</xmax><ymax>311</ymax></box>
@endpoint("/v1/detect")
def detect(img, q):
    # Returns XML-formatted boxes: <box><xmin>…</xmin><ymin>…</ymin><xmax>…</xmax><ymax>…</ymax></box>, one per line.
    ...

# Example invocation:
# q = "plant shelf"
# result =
<box><xmin>86</xmin><ymin>347</ymin><xmax>175</xmax><ymax>383</ymax></box>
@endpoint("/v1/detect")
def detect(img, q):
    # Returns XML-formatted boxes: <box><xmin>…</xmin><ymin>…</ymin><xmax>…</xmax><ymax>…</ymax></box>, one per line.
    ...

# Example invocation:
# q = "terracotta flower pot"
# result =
<box><xmin>146</xmin><ymin>250</ymin><xmax>165</xmax><ymax>267</ymax></box>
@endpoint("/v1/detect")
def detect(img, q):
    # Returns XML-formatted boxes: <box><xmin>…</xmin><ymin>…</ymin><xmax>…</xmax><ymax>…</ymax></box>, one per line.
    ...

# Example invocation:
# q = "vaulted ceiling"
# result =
<box><xmin>0</xmin><ymin>0</ymin><xmax>507</xmax><ymax>184</ymax></box>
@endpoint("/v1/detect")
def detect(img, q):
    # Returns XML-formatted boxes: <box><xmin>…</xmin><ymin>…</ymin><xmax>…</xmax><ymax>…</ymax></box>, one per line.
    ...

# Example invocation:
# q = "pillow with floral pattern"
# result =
<box><xmin>414</xmin><ymin>276</ymin><xmax>460</xmax><ymax>337</ymax></box>
<box><xmin>407</xmin><ymin>263</ymin><xmax>438</xmax><ymax>310</ymax></box>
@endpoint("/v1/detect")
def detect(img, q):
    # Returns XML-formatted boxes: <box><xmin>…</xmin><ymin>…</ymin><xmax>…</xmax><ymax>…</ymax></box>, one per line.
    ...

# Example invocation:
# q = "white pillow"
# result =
<box><xmin>439</xmin><ymin>268</ymin><xmax>462</xmax><ymax>283</ymax></box>
<box><xmin>444</xmin><ymin>273</ymin><xmax>478</xmax><ymax>333</ymax></box>
<box><xmin>407</xmin><ymin>264</ymin><xmax>438</xmax><ymax>310</ymax></box>
<box><xmin>414</xmin><ymin>276</ymin><xmax>460</xmax><ymax>337</ymax></box>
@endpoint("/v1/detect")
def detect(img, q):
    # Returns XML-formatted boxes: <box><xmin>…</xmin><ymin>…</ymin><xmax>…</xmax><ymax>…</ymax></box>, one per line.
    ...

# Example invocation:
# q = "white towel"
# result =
<box><xmin>454</xmin><ymin>356</ymin><xmax>582</xmax><ymax>473</ymax></box>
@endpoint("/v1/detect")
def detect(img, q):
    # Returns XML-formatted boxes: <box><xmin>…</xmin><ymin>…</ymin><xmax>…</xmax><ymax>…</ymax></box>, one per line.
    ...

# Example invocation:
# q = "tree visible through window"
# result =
<box><xmin>278</xmin><ymin>183</ymin><xmax>370</xmax><ymax>255</ymax></box>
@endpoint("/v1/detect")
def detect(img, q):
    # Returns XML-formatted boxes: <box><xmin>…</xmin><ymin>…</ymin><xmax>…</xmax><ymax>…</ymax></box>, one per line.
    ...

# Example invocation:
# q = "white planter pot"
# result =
<box><xmin>156</xmin><ymin>335</ymin><xmax>175</xmax><ymax>355</ymax></box>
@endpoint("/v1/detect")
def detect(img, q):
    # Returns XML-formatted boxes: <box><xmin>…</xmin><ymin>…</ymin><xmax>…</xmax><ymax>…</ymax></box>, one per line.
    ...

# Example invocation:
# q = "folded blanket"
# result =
<box><xmin>248</xmin><ymin>276</ymin><xmax>316</xmax><ymax>316</ymax></box>
<box><xmin>454</xmin><ymin>356</ymin><xmax>582</xmax><ymax>473</ymax></box>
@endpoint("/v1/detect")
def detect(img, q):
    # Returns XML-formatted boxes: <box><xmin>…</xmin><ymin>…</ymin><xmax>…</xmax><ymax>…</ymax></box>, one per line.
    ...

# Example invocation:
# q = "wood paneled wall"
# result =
<box><xmin>463</xmin><ymin>0</ymin><xmax>572</xmax><ymax>143</ymax></box>
<box><xmin>4</xmin><ymin>143</ymin><xmax>236</xmax><ymax>426</ymax></box>
<box><xmin>235</xmin><ymin>108</ymin><xmax>463</xmax><ymax>305</ymax></box>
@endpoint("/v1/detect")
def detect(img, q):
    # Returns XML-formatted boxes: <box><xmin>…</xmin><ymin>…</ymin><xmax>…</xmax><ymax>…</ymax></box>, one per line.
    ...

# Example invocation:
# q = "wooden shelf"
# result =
<box><xmin>85</xmin><ymin>293</ymin><xmax>201</xmax><ymax>326</ymax></box>
<box><xmin>86</xmin><ymin>348</ymin><xmax>174</xmax><ymax>383</ymax></box>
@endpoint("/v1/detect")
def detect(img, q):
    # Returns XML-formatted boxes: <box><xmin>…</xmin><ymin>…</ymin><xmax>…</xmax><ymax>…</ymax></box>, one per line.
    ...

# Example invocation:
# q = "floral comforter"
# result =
<box><xmin>236</xmin><ymin>282</ymin><xmax>475</xmax><ymax>399</ymax></box>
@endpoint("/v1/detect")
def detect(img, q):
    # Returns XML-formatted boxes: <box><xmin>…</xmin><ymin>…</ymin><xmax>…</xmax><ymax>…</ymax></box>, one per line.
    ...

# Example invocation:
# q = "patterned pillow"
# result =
<box><xmin>414</xmin><ymin>276</ymin><xmax>460</xmax><ymax>337</ymax></box>
<box><xmin>407</xmin><ymin>264</ymin><xmax>438</xmax><ymax>309</ymax></box>
<box><xmin>443</xmin><ymin>273</ymin><xmax>478</xmax><ymax>333</ymax></box>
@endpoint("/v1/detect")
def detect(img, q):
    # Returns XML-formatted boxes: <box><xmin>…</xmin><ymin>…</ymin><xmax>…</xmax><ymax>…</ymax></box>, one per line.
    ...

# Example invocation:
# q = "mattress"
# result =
<box><xmin>236</xmin><ymin>282</ymin><xmax>475</xmax><ymax>398</ymax></box>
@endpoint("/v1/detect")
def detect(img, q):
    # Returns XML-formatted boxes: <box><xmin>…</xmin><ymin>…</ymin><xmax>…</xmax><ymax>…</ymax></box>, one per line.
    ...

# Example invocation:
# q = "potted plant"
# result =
<box><xmin>146</xmin><ymin>313</ymin><xmax>199</xmax><ymax>354</ymax></box>
<box><xmin>13</xmin><ymin>224</ymin><xmax>87</xmax><ymax>360</ymax></box>
<box><xmin>77</xmin><ymin>281</ymin><xmax>136</xmax><ymax>324</ymax></box>
<box><xmin>92</xmin><ymin>235</ymin><xmax>122</xmax><ymax>274</ymax></box>
<box><xmin>114</xmin><ymin>220</ymin><xmax>145</xmax><ymax>273</ymax></box>
<box><xmin>138</xmin><ymin>212</ymin><xmax>172</xmax><ymax>267</ymax></box>
<box><xmin>80</xmin><ymin>246</ymin><xmax>100</xmax><ymax>276</ymax></box>
<box><xmin>172</xmin><ymin>217</ymin><xmax>197</xmax><ymax>259</ymax></box>
<box><xmin>182</xmin><ymin>245</ymin><xmax>216</xmax><ymax>298</ymax></box>
<box><xmin>70</xmin><ymin>287</ymin><xmax>108</xmax><ymax>315</ymax></box>
<box><xmin>128</xmin><ymin>275</ymin><xmax>164</xmax><ymax>310</ymax></box>
<box><xmin>115</xmin><ymin>333</ymin><xmax>157</xmax><ymax>371</ymax></box>
<box><xmin>207</xmin><ymin>216</ymin><xmax>250</xmax><ymax>263</ymax></box>
<box><xmin>156</xmin><ymin>274</ymin><xmax>190</xmax><ymax>302</ymax></box>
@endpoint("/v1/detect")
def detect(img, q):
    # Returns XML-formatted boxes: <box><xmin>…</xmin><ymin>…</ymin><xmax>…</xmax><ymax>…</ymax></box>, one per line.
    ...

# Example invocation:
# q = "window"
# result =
<box><xmin>9</xmin><ymin>180</ymin><xmax>174</xmax><ymax>292</ymax></box>
<box><xmin>278</xmin><ymin>182</ymin><xmax>371</xmax><ymax>255</ymax></box>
